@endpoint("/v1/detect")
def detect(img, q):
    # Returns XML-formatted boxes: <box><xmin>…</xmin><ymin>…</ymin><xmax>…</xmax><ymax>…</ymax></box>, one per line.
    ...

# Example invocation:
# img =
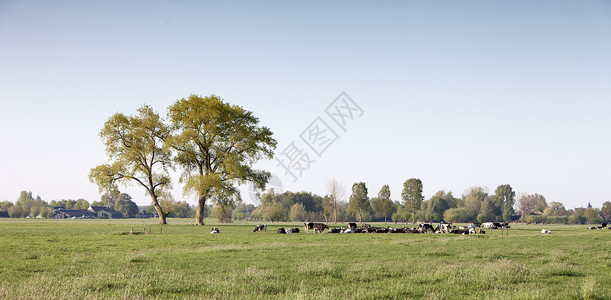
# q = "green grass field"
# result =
<box><xmin>0</xmin><ymin>219</ymin><xmax>609</xmax><ymax>299</ymax></box>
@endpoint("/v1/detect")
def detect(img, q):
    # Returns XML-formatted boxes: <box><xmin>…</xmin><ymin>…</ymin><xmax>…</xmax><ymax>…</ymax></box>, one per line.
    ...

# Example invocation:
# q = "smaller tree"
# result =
<box><xmin>263</xmin><ymin>202</ymin><xmax>286</xmax><ymax>222</ymax></box>
<box><xmin>212</xmin><ymin>202</ymin><xmax>234</xmax><ymax>223</ymax></box>
<box><xmin>0</xmin><ymin>201</ymin><xmax>13</xmax><ymax>211</ymax></box>
<box><xmin>326</xmin><ymin>179</ymin><xmax>346</xmax><ymax>224</ymax></box>
<box><xmin>349</xmin><ymin>182</ymin><xmax>370</xmax><ymax>223</ymax></box>
<box><xmin>89</xmin><ymin>105</ymin><xmax>172</xmax><ymax>224</ymax></box>
<box><xmin>8</xmin><ymin>206</ymin><xmax>24</xmax><ymax>218</ymax></box>
<box><xmin>376</xmin><ymin>185</ymin><xmax>393</xmax><ymax>223</ymax></box>
<box><xmin>289</xmin><ymin>203</ymin><xmax>308</xmax><ymax>222</ymax></box>
<box><xmin>114</xmin><ymin>193</ymin><xmax>139</xmax><ymax>218</ymax></box>
<box><xmin>402</xmin><ymin>178</ymin><xmax>424</xmax><ymax>221</ymax></box>
<box><xmin>601</xmin><ymin>201</ymin><xmax>611</xmax><ymax>220</ymax></box>
<box><xmin>232</xmin><ymin>203</ymin><xmax>251</xmax><ymax>221</ymax></box>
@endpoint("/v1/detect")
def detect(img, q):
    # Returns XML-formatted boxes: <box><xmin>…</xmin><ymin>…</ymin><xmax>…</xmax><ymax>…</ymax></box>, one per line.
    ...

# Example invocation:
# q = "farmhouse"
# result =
<box><xmin>53</xmin><ymin>206</ymin><xmax>123</xmax><ymax>219</ymax></box>
<box><xmin>53</xmin><ymin>209</ymin><xmax>95</xmax><ymax>219</ymax></box>
<box><xmin>88</xmin><ymin>206</ymin><xmax>123</xmax><ymax>219</ymax></box>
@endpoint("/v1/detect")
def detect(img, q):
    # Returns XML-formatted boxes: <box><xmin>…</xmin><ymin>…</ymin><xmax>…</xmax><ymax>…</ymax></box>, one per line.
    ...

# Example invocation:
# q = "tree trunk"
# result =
<box><xmin>149</xmin><ymin>194</ymin><xmax>167</xmax><ymax>225</ymax></box>
<box><xmin>195</xmin><ymin>195</ymin><xmax>206</xmax><ymax>225</ymax></box>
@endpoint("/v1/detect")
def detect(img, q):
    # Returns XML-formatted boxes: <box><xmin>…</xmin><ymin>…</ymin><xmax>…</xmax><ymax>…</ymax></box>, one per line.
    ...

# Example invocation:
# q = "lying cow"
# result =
<box><xmin>210</xmin><ymin>227</ymin><xmax>220</xmax><ymax>234</ymax></box>
<box><xmin>277</xmin><ymin>228</ymin><xmax>286</xmax><ymax>234</ymax></box>
<box><xmin>418</xmin><ymin>223</ymin><xmax>435</xmax><ymax>233</ymax></box>
<box><xmin>481</xmin><ymin>222</ymin><xmax>497</xmax><ymax>229</ymax></box>
<box><xmin>253</xmin><ymin>224</ymin><xmax>267</xmax><ymax>232</ymax></box>
<box><xmin>328</xmin><ymin>228</ymin><xmax>344</xmax><ymax>233</ymax></box>
<box><xmin>348</xmin><ymin>222</ymin><xmax>357</xmax><ymax>230</ymax></box>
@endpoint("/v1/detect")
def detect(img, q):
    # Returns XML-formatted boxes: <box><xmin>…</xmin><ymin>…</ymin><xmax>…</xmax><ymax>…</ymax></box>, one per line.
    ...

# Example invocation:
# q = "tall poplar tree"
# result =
<box><xmin>402</xmin><ymin>178</ymin><xmax>424</xmax><ymax>221</ymax></box>
<box><xmin>349</xmin><ymin>182</ymin><xmax>370</xmax><ymax>223</ymax></box>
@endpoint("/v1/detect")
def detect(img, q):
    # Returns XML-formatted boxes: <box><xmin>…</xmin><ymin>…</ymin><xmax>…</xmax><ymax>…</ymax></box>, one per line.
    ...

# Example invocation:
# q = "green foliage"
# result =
<box><xmin>8</xmin><ymin>206</ymin><xmax>25</xmax><ymax>218</ymax></box>
<box><xmin>544</xmin><ymin>201</ymin><xmax>568</xmax><ymax>217</ymax></box>
<box><xmin>89</xmin><ymin>105</ymin><xmax>172</xmax><ymax>224</ymax></box>
<box><xmin>401</xmin><ymin>178</ymin><xmax>423</xmax><ymax>220</ymax></box>
<box><xmin>0</xmin><ymin>200</ymin><xmax>14</xmax><ymax>211</ymax></box>
<box><xmin>114</xmin><ymin>193</ymin><xmax>139</xmax><ymax>218</ymax></box>
<box><xmin>166</xmin><ymin>94</ymin><xmax>277</xmax><ymax>225</ymax></box>
<box><xmin>443</xmin><ymin>207</ymin><xmax>475</xmax><ymax>223</ymax></box>
<box><xmin>288</xmin><ymin>203</ymin><xmax>308</xmax><ymax>222</ymax></box>
<box><xmin>212</xmin><ymin>203</ymin><xmax>234</xmax><ymax>223</ymax></box>
<box><xmin>263</xmin><ymin>202</ymin><xmax>286</xmax><ymax>222</ymax></box>
<box><xmin>601</xmin><ymin>201</ymin><xmax>611</xmax><ymax>220</ymax></box>
<box><xmin>518</xmin><ymin>193</ymin><xmax>547</xmax><ymax>215</ymax></box>
<box><xmin>50</xmin><ymin>199</ymin><xmax>90</xmax><ymax>209</ymax></box>
<box><xmin>374</xmin><ymin>185</ymin><xmax>394</xmax><ymax>223</ymax></box>
<box><xmin>348</xmin><ymin>182</ymin><xmax>370</xmax><ymax>222</ymax></box>
<box><xmin>426</xmin><ymin>190</ymin><xmax>452</xmax><ymax>222</ymax></box>
<box><xmin>494</xmin><ymin>184</ymin><xmax>516</xmax><ymax>221</ymax></box>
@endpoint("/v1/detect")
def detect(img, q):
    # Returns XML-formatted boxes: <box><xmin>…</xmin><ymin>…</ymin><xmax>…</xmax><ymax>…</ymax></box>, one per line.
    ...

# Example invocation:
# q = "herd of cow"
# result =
<box><xmin>209</xmin><ymin>221</ymin><xmax>608</xmax><ymax>234</ymax></box>
<box><xmin>250</xmin><ymin>221</ymin><xmax>513</xmax><ymax>235</ymax></box>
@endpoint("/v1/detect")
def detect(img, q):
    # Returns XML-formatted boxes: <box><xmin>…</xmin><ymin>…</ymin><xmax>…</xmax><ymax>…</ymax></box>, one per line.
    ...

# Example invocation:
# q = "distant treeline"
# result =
<box><xmin>2</xmin><ymin>183</ymin><xmax>610</xmax><ymax>225</ymax></box>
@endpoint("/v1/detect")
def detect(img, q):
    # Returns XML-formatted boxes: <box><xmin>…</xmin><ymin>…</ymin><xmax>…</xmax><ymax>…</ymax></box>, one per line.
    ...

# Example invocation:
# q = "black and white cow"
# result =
<box><xmin>304</xmin><ymin>222</ymin><xmax>314</xmax><ymax>232</ymax></box>
<box><xmin>418</xmin><ymin>223</ymin><xmax>435</xmax><ymax>233</ymax></box>
<box><xmin>253</xmin><ymin>224</ymin><xmax>267</xmax><ymax>232</ymax></box>
<box><xmin>277</xmin><ymin>228</ymin><xmax>286</xmax><ymax>234</ymax></box>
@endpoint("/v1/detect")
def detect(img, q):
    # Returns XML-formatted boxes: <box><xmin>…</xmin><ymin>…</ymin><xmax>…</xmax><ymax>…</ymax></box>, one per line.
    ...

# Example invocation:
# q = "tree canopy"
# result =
<box><xmin>89</xmin><ymin>105</ymin><xmax>172</xmax><ymax>224</ymax></box>
<box><xmin>402</xmin><ymin>178</ymin><xmax>424</xmax><ymax>220</ymax></box>
<box><xmin>166</xmin><ymin>94</ymin><xmax>277</xmax><ymax>225</ymax></box>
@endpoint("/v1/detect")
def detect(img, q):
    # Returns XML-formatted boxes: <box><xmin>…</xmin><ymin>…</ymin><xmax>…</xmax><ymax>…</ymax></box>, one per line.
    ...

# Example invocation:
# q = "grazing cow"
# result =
<box><xmin>304</xmin><ymin>222</ymin><xmax>315</xmax><ymax>232</ymax></box>
<box><xmin>277</xmin><ymin>228</ymin><xmax>286</xmax><ymax>234</ymax></box>
<box><xmin>210</xmin><ymin>227</ymin><xmax>219</xmax><ymax>234</ymax></box>
<box><xmin>313</xmin><ymin>223</ymin><xmax>329</xmax><ymax>233</ymax></box>
<box><xmin>253</xmin><ymin>224</ymin><xmax>267</xmax><ymax>232</ymax></box>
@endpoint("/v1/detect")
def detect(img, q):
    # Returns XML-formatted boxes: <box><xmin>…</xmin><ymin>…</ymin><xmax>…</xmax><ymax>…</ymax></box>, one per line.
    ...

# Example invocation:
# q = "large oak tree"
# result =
<box><xmin>166</xmin><ymin>94</ymin><xmax>276</xmax><ymax>225</ymax></box>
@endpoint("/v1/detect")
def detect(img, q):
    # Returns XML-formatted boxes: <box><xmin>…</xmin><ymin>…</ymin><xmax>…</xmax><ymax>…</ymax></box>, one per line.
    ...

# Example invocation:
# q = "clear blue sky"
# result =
<box><xmin>1</xmin><ymin>1</ymin><xmax>609</xmax><ymax>209</ymax></box>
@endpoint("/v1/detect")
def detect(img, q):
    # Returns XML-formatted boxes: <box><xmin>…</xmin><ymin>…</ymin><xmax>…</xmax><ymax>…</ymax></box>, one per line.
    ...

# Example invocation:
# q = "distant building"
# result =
<box><xmin>88</xmin><ymin>206</ymin><xmax>123</xmax><ymax>219</ymax></box>
<box><xmin>574</xmin><ymin>202</ymin><xmax>593</xmax><ymax>211</ymax></box>
<box><xmin>53</xmin><ymin>208</ymin><xmax>95</xmax><ymax>219</ymax></box>
<box><xmin>138</xmin><ymin>211</ymin><xmax>159</xmax><ymax>219</ymax></box>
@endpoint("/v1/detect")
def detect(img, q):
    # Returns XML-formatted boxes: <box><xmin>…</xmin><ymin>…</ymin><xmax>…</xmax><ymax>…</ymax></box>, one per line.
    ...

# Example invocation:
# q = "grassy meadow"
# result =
<box><xmin>0</xmin><ymin>219</ymin><xmax>609</xmax><ymax>299</ymax></box>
